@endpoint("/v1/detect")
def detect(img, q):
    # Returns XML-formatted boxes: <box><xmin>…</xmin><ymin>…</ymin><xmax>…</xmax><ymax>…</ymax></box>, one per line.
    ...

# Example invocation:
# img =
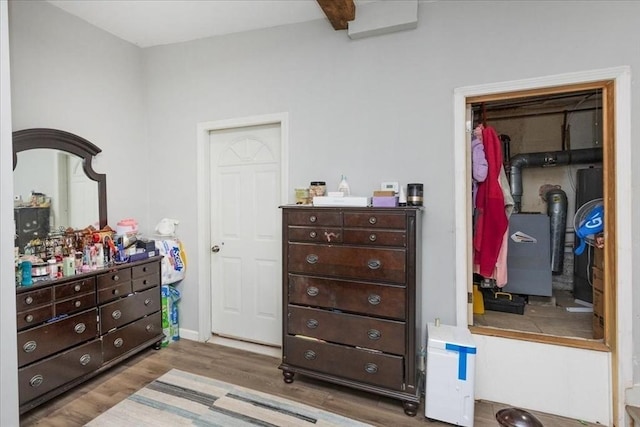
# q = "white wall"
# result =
<box><xmin>1</xmin><ymin>1</ymin><xmax>19</xmax><ymax>425</ymax></box>
<box><xmin>5</xmin><ymin>0</ymin><xmax>640</xmax><ymax>423</ymax></box>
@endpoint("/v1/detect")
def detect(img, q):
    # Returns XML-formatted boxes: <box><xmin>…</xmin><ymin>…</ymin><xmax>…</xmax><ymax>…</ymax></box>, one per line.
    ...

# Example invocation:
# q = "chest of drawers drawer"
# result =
<box><xmin>17</xmin><ymin>305</ymin><xmax>53</xmax><ymax>331</ymax></box>
<box><xmin>288</xmin><ymin>306</ymin><xmax>405</xmax><ymax>355</ymax></box>
<box><xmin>18</xmin><ymin>309</ymin><xmax>98</xmax><ymax>367</ymax></box>
<box><xmin>18</xmin><ymin>339</ymin><xmax>102</xmax><ymax>405</ymax></box>
<box><xmin>286</xmin><ymin>210</ymin><xmax>342</xmax><ymax>226</ymax></box>
<box><xmin>132</xmin><ymin>271</ymin><xmax>160</xmax><ymax>292</ymax></box>
<box><xmin>100</xmin><ymin>286</ymin><xmax>160</xmax><ymax>332</ymax></box>
<box><xmin>343</xmin><ymin>229</ymin><xmax>406</xmax><ymax>247</ymax></box>
<box><xmin>285</xmin><ymin>335</ymin><xmax>404</xmax><ymax>391</ymax></box>
<box><xmin>54</xmin><ymin>278</ymin><xmax>95</xmax><ymax>300</ymax></box>
<box><xmin>288</xmin><ymin>243</ymin><xmax>406</xmax><ymax>283</ymax></box>
<box><xmin>54</xmin><ymin>292</ymin><xmax>96</xmax><ymax>317</ymax></box>
<box><xmin>288</xmin><ymin>275</ymin><xmax>406</xmax><ymax>319</ymax></box>
<box><xmin>288</xmin><ymin>226</ymin><xmax>343</xmax><ymax>244</ymax></box>
<box><xmin>16</xmin><ymin>288</ymin><xmax>52</xmax><ymax>312</ymax></box>
<box><xmin>102</xmin><ymin>311</ymin><xmax>162</xmax><ymax>363</ymax></box>
<box><xmin>343</xmin><ymin>212</ymin><xmax>406</xmax><ymax>229</ymax></box>
<box><xmin>97</xmin><ymin>269</ymin><xmax>132</xmax><ymax>304</ymax></box>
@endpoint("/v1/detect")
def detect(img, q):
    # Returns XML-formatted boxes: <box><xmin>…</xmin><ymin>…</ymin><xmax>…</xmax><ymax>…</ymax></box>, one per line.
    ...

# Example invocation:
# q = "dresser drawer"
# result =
<box><xmin>16</xmin><ymin>305</ymin><xmax>53</xmax><ymax>331</ymax></box>
<box><xmin>288</xmin><ymin>226</ymin><xmax>343</xmax><ymax>244</ymax></box>
<box><xmin>286</xmin><ymin>210</ymin><xmax>342</xmax><ymax>226</ymax></box>
<box><xmin>102</xmin><ymin>311</ymin><xmax>162</xmax><ymax>364</ymax></box>
<box><xmin>16</xmin><ymin>288</ymin><xmax>52</xmax><ymax>312</ymax></box>
<box><xmin>284</xmin><ymin>335</ymin><xmax>404</xmax><ymax>391</ymax></box>
<box><xmin>132</xmin><ymin>271</ymin><xmax>160</xmax><ymax>292</ymax></box>
<box><xmin>288</xmin><ymin>243</ymin><xmax>406</xmax><ymax>284</ymax></box>
<box><xmin>100</xmin><ymin>286</ymin><xmax>160</xmax><ymax>332</ymax></box>
<box><xmin>132</xmin><ymin>262</ymin><xmax>157</xmax><ymax>279</ymax></box>
<box><xmin>343</xmin><ymin>212</ymin><xmax>406</xmax><ymax>229</ymax></box>
<box><xmin>18</xmin><ymin>339</ymin><xmax>102</xmax><ymax>405</ymax></box>
<box><xmin>288</xmin><ymin>306</ymin><xmax>405</xmax><ymax>355</ymax></box>
<box><xmin>288</xmin><ymin>275</ymin><xmax>406</xmax><ymax>319</ymax></box>
<box><xmin>54</xmin><ymin>278</ymin><xmax>95</xmax><ymax>300</ymax></box>
<box><xmin>54</xmin><ymin>292</ymin><xmax>96</xmax><ymax>317</ymax></box>
<box><xmin>97</xmin><ymin>268</ymin><xmax>132</xmax><ymax>289</ymax></box>
<box><xmin>343</xmin><ymin>229</ymin><xmax>406</xmax><ymax>247</ymax></box>
<box><xmin>17</xmin><ymin>309</ymin><xmax>98</xmax><ymax>367</ymax></box>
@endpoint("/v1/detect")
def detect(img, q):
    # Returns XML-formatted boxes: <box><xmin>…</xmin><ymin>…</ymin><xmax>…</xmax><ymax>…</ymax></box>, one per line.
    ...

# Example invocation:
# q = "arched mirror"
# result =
<box><xmin>12</xmin><ymin>128</ymin><xmax>107</xmax><ymax>251</ymax></box>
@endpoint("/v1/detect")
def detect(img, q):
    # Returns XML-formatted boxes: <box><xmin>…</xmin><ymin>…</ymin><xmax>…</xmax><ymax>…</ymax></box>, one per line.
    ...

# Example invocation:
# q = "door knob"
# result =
<box><xmin>211</xmin><ymin>245</ymin><xmax>220</xmax><ymax>253</ymax></box>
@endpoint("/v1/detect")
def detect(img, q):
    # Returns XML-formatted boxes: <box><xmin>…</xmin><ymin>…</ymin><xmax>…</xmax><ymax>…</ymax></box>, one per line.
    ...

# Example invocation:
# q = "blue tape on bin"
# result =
<box><xmin>445</xmin><ymin>343</ymin><xmax>477</xmax><ymax>381</ymax></box>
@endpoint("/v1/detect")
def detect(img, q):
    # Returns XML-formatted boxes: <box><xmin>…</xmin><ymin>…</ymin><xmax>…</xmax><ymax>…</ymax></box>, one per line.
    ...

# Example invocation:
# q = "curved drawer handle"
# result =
<box><xmin>74</xmin><ymin>323</ymin><xmax>87</xmax><ymax>334</ymax></box>
<box><xmin>25</xmin><ymin>314</ymin><xmax>34</xmax><ymax>323</ymax></box>
<box><xmin>368</xmin><ymin>216</ymin><xmax>377</xmax><ymax>225</ymax></box>
<box><xmin>112</xmin><ymin>310</ymin><xmax>122</xmax><ymax>320</ymax></box>
<box><xmin>306</xmin><ymin>319</ymin><xmax>319</xmax><ymax>329</ymax></box>
<box><xmin>309</xmin><ymin>231</ymin><xmax>317</xmax><ymax>238</ymax></box>
<box><xmin>369</xmin><ymin>234</ymin><xmax>377</xmax><ymax>242</ymax></box>
<box><xmin>306</xmin><ymin>286</ymin><xmax>319</xmax><ymax>297</ymax></box>
<box><xmin>306</xmin><ymin>254</ymin><xmax>319</xmax><ymax>264</ymax></box>
<box><xmin>23</xmin><ymin>340</ymin><xmax>37</xmax><ymax>353</ymax></box>
<box><xmin>29</xmin><ymin>374</ymin><xmax>44</xmax><ymax>388</ymax></box>
<box><xmin>112</xmin><ymin>274</ymin><xmax>120</xmax><ymax>282</ymax></box>
<box><xmin>367</xmin><ymin>259</ymin><xmax>381</xmax><ymax>270</ymax></box>
<box><xmin>25</xmin><ymin>296</ymin><xmax>34</xmax><ymax>305</ymax></box>
<box><xmin>368</xmin><ymin>294</ymin><xmax>381</xmax><ymax>305</ymax></box>
<box><xmin>304</xmin><ymin>350</ymin><xmax>317</xmax><ymax>360</ymax></box>
<box><xmin>74</xmin><ymin>284</ymin><xmax>82</xmax><ymax>292</ymax></box>
<box><xmin>309</xmin><ymin>215</ymin><xmax>317</xmax><ymax>223</ymax></box>
<box><xmin>114</xmin><ymin>337</ymin><xmax>124</xmax><ymax>348</ymax></box>
<box><xmin>79</xmin><ymin>354</ymin><xmax>91</xmax><ymax>366</ymax></box>
<box><xmin>364</xmin><ymin>363</ymin><xmax>379</xmax><ymax>374</ymax></box>
<box><xmin>144</xmin><ymin>298</ymin><xmax>152</xmax><ymax>306</ymax></box>
<box><xmin>367</xmin><ymin>329</ymin><xmax>381</xmax><ymax>340</ymax></box>
<box><xmin>74</xmin><ymin>300</ymin><xmax>82</xmax><ymax>308</ymax></box>
<box><xmin>146</xmin><ymin>324</ymin><xmax>154</xmax><ymax>332</ymax></box>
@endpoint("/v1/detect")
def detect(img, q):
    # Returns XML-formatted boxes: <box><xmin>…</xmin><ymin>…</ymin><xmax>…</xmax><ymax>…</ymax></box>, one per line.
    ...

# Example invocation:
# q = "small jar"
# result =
<box><xmin>309</xmin><ymin>181</ymin><xmax>326</xmax><ymax>198</ymax></box>
<box><xmin>407</xmin><ymin>183</ymin><xmax>424</xmax><ymax>206</ymax></box>
<box><xmin>295</xmin><ymin>188</ymin><xmax>310</xmax><ymax>204</ymax></box>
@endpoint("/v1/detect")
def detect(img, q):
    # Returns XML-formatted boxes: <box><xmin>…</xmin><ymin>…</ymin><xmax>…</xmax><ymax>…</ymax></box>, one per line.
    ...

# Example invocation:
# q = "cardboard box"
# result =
<box><xmin>372</xmin><ymin>196</ymin><xmax>399</xmax><ymax>207</ymax></box>
<box><xmin>593</xmin><ymin>313</ymin><xmax>604</xmax><ymax>339</ymax></box>
<box><xmin>592</xmin><ymin>266</ymin><xmax>604</xmax><ymax>292</ymax></box>
<box><xmin>594</xmin><ymin>247</ymin><xmax>604</xmax><ymax>269</ymax></box>
<box><xmin>373</xmin><ymin>190</ymin><xmax>396</xmax><ymax>197</ymax></box>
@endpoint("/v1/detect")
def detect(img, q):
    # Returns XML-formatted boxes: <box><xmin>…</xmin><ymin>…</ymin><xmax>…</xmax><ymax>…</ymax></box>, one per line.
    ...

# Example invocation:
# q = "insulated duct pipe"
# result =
<box><xmin>510</xmin><ymin>147</ymin><xmax>602</xmax><ymax>212</ymax></box>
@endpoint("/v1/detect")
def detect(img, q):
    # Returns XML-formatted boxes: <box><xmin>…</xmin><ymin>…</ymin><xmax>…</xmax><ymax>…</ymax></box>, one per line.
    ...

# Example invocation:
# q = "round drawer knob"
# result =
<box><xmin>367</xmin><ymin>329</ymin><xmax>381</xmax><ymax>340</ymax></box>
<box><xmin>74</xmin><ymin>323</ymin><xmax>86</xmax><ymax>334</ymax></box>
<box><xmin>79</xmin><ymin>354</ymin><xmax>91</xmax><ymax>366</ymax></box>
<box><xmin>146</xmin><ymin>324</ymin><xmax>154</xmax><ymax>332</ymax></box>
<box><xmin>368</xmin><ymin>216</ymin><xmax>377</xmax><ymax>225</ymax></box>
<box><xmin>112</xmin><ymin>310</ymin><xmax>122</xmax><ymax>320</ymax></box>
<box><xmin>114</xmin><ymin>337</ymin><xmax>124</xmax><ymax>348</ymax></box>
<box><xmin>74</xmin><ymin>284</ymin><xmax>81</xmax><ymax>292</ymax></box>
<box><xmin>29</xmin><ymin>374</ymin><xmax>44</xmax><ymax>388</ymax></box>
<box><xmin>306</xmin><ymin>286</ymin><xmax>319</xmax><ymax>297</ymax></box>
<box><xmin>309</xmin><ymin>231</ymin><xmax>317</xmax><ymax>238</ymax></box>
<box><xmin>306</xmin><ymin>254</ymin><xmax>319</xmax><ymax>264</ymax></box>
<box><xmin>75</xmin><ymin>300</ymin><xmax>82</xmax><ymax>308</ymax></box>
<box><xmin>25</xmin><ymin>314</ymin><xmax>34</xmax><ymax>323</ymax></box>
<box><xmin>113</xmin><ymin>289</ymin><xmax>120</xmax><ymax>296</ymax></box>
<box><xmin>144</xmin><ymin>298</ymin><xmax>152</xmax><ymax>306</ymax></box>
<box><xmin>369</xmin><ymin>234</ymin><xmax>377</xmax><ymax>242</ymax></box>
<box><xmin>367</xmin><ymin>259</ymin><xmax>381</xmax><ymax>270</ymax></box>
<box><xmin>306</xmin><ymin>319</ymin><xmax>319</xmax><ymax>329</ymax></box>
<box><xmin>142</xmin><ymin>267</ymin><xmax>148</xmax><ymax>272</ymax></box>
<box><xmin>368</xmin><ymin>294</ymin><xmax>381</xmax><ymax>305</ymax></box>
<box><xmin>25</xmin><ymin>296</ymin><xmax>34</xmax><ymax>305</ymax></box>
<box><xmin>309</xmin><ymin>215</ymin><xmax>317</xmax><ymax>223</ymax></box>
<box><xmin>364</xmin><ymin>363</ymin><xmax>378</xmax><ymax>374</ymax></box>
<box><xmin>113</xmin><ymin>275</ymin><xmax>119</xmax><ymax>281</ymax></box>
<box><xmin>304</xmin><ymin>350</ymin><xmax>317</xmax><ymax>360</ymax></box>
<box><xmin>23</xmin><ymin>340</ymin><xmax>37</xmax><ymax>353</ymax></box>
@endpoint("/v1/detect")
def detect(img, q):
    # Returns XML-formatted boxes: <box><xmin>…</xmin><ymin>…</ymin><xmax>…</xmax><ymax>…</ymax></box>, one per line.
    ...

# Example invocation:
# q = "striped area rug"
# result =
<box><xmin>85</xmin><ymin>369</ymin><xmax>373</xmax><ymax>426</ymax></box>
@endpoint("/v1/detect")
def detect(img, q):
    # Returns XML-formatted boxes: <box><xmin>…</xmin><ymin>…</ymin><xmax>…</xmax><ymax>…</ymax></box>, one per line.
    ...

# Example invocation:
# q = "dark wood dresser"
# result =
<box><xmin>279</xmin><ymin>206</ymin><xmax>422</xmax><ymax>415</ymax></box>
<box><xmin>16</xmin><ymin>256</ymin><xmax>163</xmax><ymax>414</ymax></box>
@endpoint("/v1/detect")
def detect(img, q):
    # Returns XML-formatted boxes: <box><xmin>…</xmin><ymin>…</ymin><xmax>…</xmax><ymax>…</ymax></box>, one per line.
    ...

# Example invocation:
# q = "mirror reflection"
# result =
<box><xmin>13</xmin><ymin>149</ymin><xmax>99</xmax><ymax>243</ymax></box>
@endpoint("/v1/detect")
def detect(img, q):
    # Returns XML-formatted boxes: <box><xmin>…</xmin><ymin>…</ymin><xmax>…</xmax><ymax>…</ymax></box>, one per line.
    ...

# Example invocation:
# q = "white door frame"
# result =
<box><xmin>453</xmin><ymin>67</ymin><xmax>631</xmax><ymax>425</ymax></box>
<box><xmin>196</xmin><ymin>113</ymin><xmax>289</xmax><ymax>343</ymax></box>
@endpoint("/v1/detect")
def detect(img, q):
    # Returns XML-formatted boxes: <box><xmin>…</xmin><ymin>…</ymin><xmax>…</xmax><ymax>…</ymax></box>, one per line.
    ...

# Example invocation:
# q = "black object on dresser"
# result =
<box><xmin>279</xmin><ymin>206</ymin><xmax>422</xmax><ymax>416</ymax></box>
<box><xmin>16</xmin><ymin>256</ymin><xmax>163</xmax><ymax>414</ymax></box>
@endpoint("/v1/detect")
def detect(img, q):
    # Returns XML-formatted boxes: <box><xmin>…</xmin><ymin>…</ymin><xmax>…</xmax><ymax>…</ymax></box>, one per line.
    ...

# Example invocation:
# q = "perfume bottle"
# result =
<box><xmin>338</xmin><ymin>175</ymin><xmax>350</xmax><ymax>196</ymax></box>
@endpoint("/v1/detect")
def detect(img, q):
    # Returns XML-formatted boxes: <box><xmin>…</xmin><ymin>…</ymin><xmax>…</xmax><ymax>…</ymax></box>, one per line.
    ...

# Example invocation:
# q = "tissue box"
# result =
<box><xmin>372</xmin><ymin>196</ymin><xmax>399</xmax><ymax>207</ymax></box>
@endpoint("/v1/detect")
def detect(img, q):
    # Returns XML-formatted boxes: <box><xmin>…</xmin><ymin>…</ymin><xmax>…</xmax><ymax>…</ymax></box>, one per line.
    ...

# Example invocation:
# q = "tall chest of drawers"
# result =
<box><xmin>16</xmin><ymin>256</ymin><xmax>163</xmax><ymax>414</ymax></box>
<box><xmin>279</xmin><ymin>206</ymin><xmax>422</xmax><ymax>415</ymax></box>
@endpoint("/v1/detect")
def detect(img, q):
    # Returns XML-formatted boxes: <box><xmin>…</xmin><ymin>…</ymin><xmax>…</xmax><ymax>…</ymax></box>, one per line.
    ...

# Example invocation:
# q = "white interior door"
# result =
<box><xmin>209</xmin><ymin>123</ymin><xmax>282</xmax><ymax>346</ymax></box>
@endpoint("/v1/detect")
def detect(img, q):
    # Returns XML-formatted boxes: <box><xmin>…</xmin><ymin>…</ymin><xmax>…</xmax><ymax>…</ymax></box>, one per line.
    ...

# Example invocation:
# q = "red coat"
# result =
<box><xmin>473</xmin><ymin>126</ymin><xmax>508</xmax><ymax>277</ymax></box>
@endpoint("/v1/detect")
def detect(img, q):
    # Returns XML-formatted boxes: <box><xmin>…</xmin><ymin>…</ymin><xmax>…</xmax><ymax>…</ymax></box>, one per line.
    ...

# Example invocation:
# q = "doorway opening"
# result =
<box><xmin>466</xmin><ymin>81</ymin><xmax>615</xmax><ymax>350</ymax></box>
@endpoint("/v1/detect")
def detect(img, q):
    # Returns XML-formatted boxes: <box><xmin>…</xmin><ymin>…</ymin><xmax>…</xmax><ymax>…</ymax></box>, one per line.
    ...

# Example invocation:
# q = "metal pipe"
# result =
<box><xmin>510</xmin><ymin>147</ymin><xmax>602</xmax><ymax>212</ymax></box>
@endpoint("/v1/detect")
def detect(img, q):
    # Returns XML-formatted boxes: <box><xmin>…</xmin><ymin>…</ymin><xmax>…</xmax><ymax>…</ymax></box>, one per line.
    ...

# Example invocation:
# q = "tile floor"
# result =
<box><xmin>474</xmin><ymin>289</ymin><xmax>595</xmax><ymax>339</ymax></box>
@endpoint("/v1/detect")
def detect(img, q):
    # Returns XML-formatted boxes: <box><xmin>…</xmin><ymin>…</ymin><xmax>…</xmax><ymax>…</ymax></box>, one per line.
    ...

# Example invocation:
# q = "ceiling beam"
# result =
<box><xmin>317</xmin><ymin>0</ymin><xmax>355</xmax><ymax>30</ymax></box>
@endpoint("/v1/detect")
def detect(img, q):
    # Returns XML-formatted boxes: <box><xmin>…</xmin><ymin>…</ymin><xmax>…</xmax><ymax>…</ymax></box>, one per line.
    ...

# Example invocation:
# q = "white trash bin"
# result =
<box><xmin>425</xmin><ymin>322</ymin><xmax>476</xmax><ymax>426</ymax></box>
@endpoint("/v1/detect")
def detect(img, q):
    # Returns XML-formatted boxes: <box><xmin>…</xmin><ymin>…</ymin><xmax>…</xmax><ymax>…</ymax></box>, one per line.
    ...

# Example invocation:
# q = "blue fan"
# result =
<box><xmin>574</xmin><ymin>198</ymin><xmax>604</xmax><ymax>255</ymax></box>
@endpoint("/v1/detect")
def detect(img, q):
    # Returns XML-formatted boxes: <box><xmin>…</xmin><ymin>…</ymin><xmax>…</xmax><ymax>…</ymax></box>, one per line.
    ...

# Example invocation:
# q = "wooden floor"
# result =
<box><xmin>20</xmin><ymin>339</ymin><xmax>600</xmax><ymax>427</ymax></box>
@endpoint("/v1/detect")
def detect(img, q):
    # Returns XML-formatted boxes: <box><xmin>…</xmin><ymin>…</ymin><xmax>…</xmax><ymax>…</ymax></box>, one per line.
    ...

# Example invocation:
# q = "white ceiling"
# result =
<box><xmin>46</xmin><ymin>0</ymin><xmax>374</xmax><ymax>48</ymax></box>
